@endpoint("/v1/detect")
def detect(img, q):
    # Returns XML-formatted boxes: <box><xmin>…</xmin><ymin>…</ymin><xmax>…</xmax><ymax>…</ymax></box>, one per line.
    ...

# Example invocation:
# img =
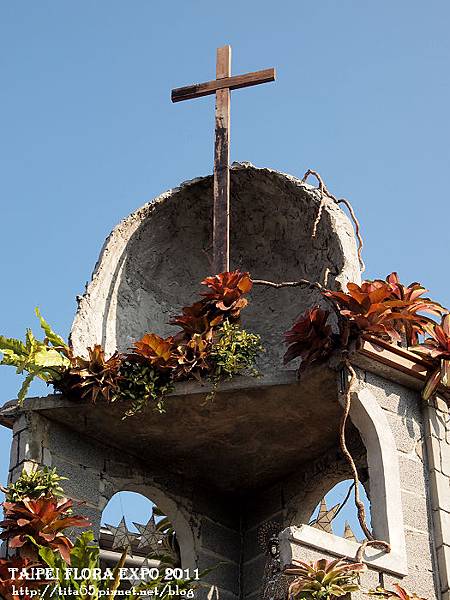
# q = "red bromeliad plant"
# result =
<box><xmin>410</xmin><ymin>314</ymin><xmax>450</xmax><ymax>400</ymax></box>
<box><xmin>170</xmin><ymin>300</ymin><xmax>219</xmax><ymax>337</ymax></box>
<box><xmin>0</xmin><ymin>497</ymin><xmax>91</xmax><ymax>564</ymax></box>
<box><xmin>61</xmin><ymin>345</ymin><xmax>123</xmax><ymax>404</ymax></box>
<box><xmin>171</xmin><ymin>270</ymin><xmax>253</xmax><ymax>338</ymax></box>
<box><xmin>0</xmin><ymin>556</ymin><xmax>49</xmax><ymax>600</ymax></box>
<box><xmin>285</xmin><ymin>557</ymin><xmax>365</xmax><ymax>600</ymax></box>
<box><xmin>284</xmin><ymin>307</ymin><xmax>338</xmax><ymax>374</ymax></box>
<box><xmin>370</xmin><ymin>583</ymin><xmax>427</xmax><ymax>600</ymax></box>
<box><xmin>132</xmin><ymin>333</ymin><xmax>176</xmax><ymax>371</ymax></box>
<box><xmin>201</xmin><ymin>270</ymin><xmax>253</xmax><ymax>319</ymax></box>
<box><xmin>383</xmin><ymin>272</ymin><xmax>446</xmax><ymax>346</ymax></box>
<box><xmin>324</xmin><ymin>280</ymin><xmax>411</xmax><ymax>343</ymax></box>
<box><xmin>173</xmin><ymin>333</ymin><xmax>212</xmax><ymax>381</ymax></box>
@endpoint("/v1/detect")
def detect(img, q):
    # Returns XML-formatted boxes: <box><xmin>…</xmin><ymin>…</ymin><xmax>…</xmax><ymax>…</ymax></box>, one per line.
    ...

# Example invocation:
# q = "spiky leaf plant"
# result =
<box><xmin>171</xmin><ymin>270</ymin><xmax>253</xmax><ymax>338</ymax></box>
<box><xmin>4</xmin><ymin>466</ymin><xmax>67</xmax><ymax>502</ymax></box>
<box><xmin>285</xmin><ymin>558</ymin><xmax>365</xmax><ymax>600</ymax></box>
<box><xmin>324</xmin><ymin>280</ymin><xmax>427</xmax><ymax>343</ymax></box>
<box><xmin>173</xmin><ymin>333</ymin><xmax>212</xmax><ymax>381</ymax></box>
<box><xmin>410</xmin><ymin>314</ymin><xmax>450</xmax><ymax>400</ymax></box>
<box><xmin>384</xmin><ymin>272</ymin><xmax>446</xmax><ymax>346</ymax></box>
<box><xmin>284</xmin><ymin>306</ymin><xmax>338</xmax><ymax>373</ymax></box>
<box><xmin>0</xmin><ymin>309</ymin><xmax>70</xmax><ymax>404</ymax></box>
<box><xmin>0</xmin><ymin>556</ymin><xmax>48</xmax><ymax>600</ymax></box>
<box><xmin>201</xmin><ymin>270</ymin><xmax>253</xmax><ymax>320</ymax></box>
<box><xmin>118</xmin><ymin>359</ymin><xmax>173</xmax><ymax>417</ymax></box>
<box><xmin>370</xmin><ymin>583</ymin><xmax>427</xmax><ymax>600</ymax></box>
<box><xmin>132</xmin><ymin>334</ymin><xmax>176</xmax><ymax>371</ymax></box>
<box><xmin>0</xmin><ymin>497</ymin><xmax>90</xmax><ymax>564</ymax></box>
<box><xmin>59</xmin><ymin>344</ymin><xmax>122</xmax><ymax>404</ymax></box>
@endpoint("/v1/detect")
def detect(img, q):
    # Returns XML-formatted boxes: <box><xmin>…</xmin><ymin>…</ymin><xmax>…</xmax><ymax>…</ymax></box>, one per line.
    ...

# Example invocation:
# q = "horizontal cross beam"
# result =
<box><xmin>171</xmin><ymin>67</ymin><xmax>276</xmax><ymax>103</ymax></box>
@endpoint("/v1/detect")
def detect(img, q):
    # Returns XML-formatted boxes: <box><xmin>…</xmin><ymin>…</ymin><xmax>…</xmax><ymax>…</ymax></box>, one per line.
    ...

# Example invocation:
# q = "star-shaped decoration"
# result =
<box><xmin>133</xmin><ymin>514</ymin><xmax>165</xmax><ymax>553</ymax></box>
<box><xmin>106</xmin><ymin>517</ymin><xmax>135</xmax><ymax>553</ymax></box>
<box><xmin>311</xmin><ymin>498</ymin><xmax>341</xmax><ymax>534</ymax></box>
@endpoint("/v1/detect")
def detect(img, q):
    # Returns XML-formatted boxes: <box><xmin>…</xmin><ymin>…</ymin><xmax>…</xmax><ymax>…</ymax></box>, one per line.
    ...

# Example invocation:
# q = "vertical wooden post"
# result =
<box><xmin>213</xmin><ymin>45</ymin><xmax>231</xmax><ymax>274</ymax></box>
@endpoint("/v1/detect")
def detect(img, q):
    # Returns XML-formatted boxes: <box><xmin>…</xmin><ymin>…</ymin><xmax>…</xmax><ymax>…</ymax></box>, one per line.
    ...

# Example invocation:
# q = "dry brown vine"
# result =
<box><xmin>252</xmin><ymin>278</ymin><xmax>346</xmax><ymax>332</ymax></box>
<box><xmin>340</xmin><ymin>360</ymin><xmax>391</xmax><ymax>560</ymax></box>
<box><xmin>301</xmin><ymin>169</ymin><xmax>365</xmax><ymax>272</ymax></box>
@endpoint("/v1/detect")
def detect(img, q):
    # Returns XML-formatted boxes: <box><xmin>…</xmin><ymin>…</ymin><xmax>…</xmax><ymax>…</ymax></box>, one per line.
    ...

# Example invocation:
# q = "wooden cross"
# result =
<box><xmin>171</xmin><ymin>46</ymin><xmax>276</xmax><ymax>273</ymax></box>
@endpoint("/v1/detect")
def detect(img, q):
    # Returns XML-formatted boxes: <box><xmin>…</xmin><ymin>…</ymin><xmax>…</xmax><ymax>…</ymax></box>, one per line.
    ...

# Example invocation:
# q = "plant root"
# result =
<box><xmin>301</xmin><ymin>169</ymin><xmax>365</xmax><ymax>272</ymax></box>
<box><xmin>340</xmin><ymin>360</ymin><xmax>391</xmax><ymax>561</ymax></box>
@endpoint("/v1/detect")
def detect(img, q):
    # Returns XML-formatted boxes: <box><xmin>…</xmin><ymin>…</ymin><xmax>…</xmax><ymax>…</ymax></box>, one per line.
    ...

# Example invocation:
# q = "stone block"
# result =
<box><xmin>401</xmin><ymin>490</ymin><xmax>430</xmax><ymax>534</ymax></box>
<box><xmin>8</xmin><ymin>434</ymin><xmax>19</xmax><ymax>471</ymax></box>
<box><xmin>47</xmin><ymin>422</ymin><xmax>105</xmax><ymax>472</ymax></box>
<box><xmin>430</xmin><ymin>470</ymin><xmax>450</xmax><ymax>512</ymax></box>
<box><xmin>425</xmin><ymin>432</ymin><xmax>443</xmax><ymax>474</ymax></box>
<box><xmin>437</xmin><ymin>545</ymin><xmax>450</xmax><ymax>592</ymax></box>
<box><xmin>399</xmin><ymin>455</ymin><xmax>426</xmax><ymax>494</ymax></box>
<box><xmin>242</xmin><ymin>554</ymin><xmax>266</xmax><ymax>597</ymax></box>
<box><xmin>429</xmin><ymin>407</ymin><xmax>448</xmax><ymax>441</ymax></box>
<box><xmin>12</xmin><ymin>414</ymin><xmax>29</xmax><ymax>435</ymax></box>
<box><xmin>383</xmin><ymin>570</ymin><xmax>437</xmax><ymax>599</ymax></box>
<box><xmin>51</xmin><ymin>455</ymin><xmax>101</xmax><ymax>506</ymax></box>
<box><xmin>442</xmin><ymin>444</ymin><xmax>450</xmax><ymax>478</ymax></box>
<box><xmin>201</xmin><ymin>518</ymin><xmax>240</xmax><ymax>560</ymax></box>
<box><xmin>243</xmin><ymin>525</ymin><xmax>263</xmax><ymax>564</ymax></box>
<box><xmin>404</xmin><ymin>529</ymin><xmax>434</xmax><ymax>574</ymax></box>
<box><xmin>197</xmin><ymin>552</ymin><xmax>239</xmax><ymax>597</ymax></box>
<box><xmin>192</xmin><ymin>489</ymin><xmax>240</xmax><ymax>530</ymax></box>
<box><xmin>17</xmin><ymin>429</ymin><xmax>41</xmax><ymax>464</ymax></box>
<box><xmin>432</xmin><ymin>509</ymin><xmax>450</xmax><ymax>549</ymax></box>
<box><xmin>386</xmin><ymin>412</ymin><xmax>422</xmax><ymax>455</ymax></box>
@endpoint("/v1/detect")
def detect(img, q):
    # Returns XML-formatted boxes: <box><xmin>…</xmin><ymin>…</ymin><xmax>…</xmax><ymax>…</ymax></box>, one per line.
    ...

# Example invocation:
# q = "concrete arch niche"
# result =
<box><xmin>280</xmin><ymin>386</ymin><xmax>408</xmax><ymax>576</ymax></box>
<box><xmin>71</xmin><ymin>163</ymin><xmax>361</xmax><ymax>369</ymax></box>
<box><xmin>104</xmin><ymin>482</ymin><xmax>197</xmax><ymax>572</ymax></box>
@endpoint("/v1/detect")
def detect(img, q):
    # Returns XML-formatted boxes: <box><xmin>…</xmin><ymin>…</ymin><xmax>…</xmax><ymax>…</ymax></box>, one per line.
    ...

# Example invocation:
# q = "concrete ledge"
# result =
<box><xmin>279</xmin><ymin>525</ymin><xmax>408</xmax><ymax>577</ymax></box>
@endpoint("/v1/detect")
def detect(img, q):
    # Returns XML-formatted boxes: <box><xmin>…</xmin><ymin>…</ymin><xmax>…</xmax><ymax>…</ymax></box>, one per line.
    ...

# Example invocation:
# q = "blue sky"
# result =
<box><xmin>0</xmin><ymin>1</ymin><xmax>449</xmax><ymax>536</ymax></box>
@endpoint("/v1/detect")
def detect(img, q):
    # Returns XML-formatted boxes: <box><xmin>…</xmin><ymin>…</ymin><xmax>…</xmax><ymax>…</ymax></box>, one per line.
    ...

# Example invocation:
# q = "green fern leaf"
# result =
<box><xmin>35</xmin><ymin>307</ymin><xmax>68</xmax><ymax>350</ymax></box>
<box><xmin>18</xmin><ymin>371</ymin><xmax>37</xmax><ymax>405</ymax></box>
<box><xmin>0</xmin><ymin>335</ymin><xmax>26</xmax><ymax>356</ymax></box>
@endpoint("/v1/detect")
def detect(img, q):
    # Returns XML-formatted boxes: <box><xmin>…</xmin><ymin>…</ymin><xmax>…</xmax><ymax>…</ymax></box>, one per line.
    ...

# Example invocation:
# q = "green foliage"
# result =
<box><xmin>37</xmin><ymin>530</ymin><xmax>127</xmax><ymax>600</ymax></box>
<box><xmin>210</xmin><ymin>321</ymin><xmax>263</xmax><ymax>380</ymax></box>
<box><xmin>36</xmin><ymin>530</ymin><xmax>206</xmax><ymax>600</ymax></box>
<box><xmin>285</xmin><ymin>558</ymin><xmax>365</xmax><ymax>600</ymax></box>
<box><xmin>0</xmin><ymin>309</ymin><xmax>70</xmax><ymax>404</ymax></box>
<box><xmin>118</xmin><ymin>359</ymin><xmax>174</xmax><ymax>417</ymax></box>
<box><xmin>5</xmin><ymin>466</ymin><xmax>67</xmax><ymax>502</ymax></box>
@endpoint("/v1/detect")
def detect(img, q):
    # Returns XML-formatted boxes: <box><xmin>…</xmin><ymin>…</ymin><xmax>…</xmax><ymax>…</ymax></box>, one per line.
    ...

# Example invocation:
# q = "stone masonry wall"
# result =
<box><xmin>6</xmin><ymin>369</ymin><xmax>449</xmax><ymax>600</ymax></box>
<box><xmin>7</xmin><ymin>411</ymin><xmax>240</xmax><ymax>600</ymax></box>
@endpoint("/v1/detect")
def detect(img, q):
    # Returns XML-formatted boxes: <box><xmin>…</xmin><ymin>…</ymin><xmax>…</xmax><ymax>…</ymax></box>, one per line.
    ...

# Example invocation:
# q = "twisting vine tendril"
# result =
<box><xmin>301</xmin><ymin>169</ymin><xmax>365</xmax><ymax>272</ymax></box>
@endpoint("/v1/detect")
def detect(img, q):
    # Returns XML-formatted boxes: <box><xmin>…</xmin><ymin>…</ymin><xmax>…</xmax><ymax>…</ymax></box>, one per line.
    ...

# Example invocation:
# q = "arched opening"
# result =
<box><xmin>99</xmin><ymin>491</ymin><xmax>181</xmax><ymax>570</ymax></box>
<box><xmin>308</xmin><ymin>478</ymin><xmax>371</xmax><ymax>542</ymax></box>
<box><xmin>279</xmin><ymin>387</ymin><xmax>408</xmax><ymax>577</ymax></box>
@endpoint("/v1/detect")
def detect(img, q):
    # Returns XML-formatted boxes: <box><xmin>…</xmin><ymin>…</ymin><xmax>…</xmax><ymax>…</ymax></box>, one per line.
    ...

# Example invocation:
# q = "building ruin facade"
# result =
<box><xmin>1</xmin><ymin>163</ymin><xmax>449</xmax><ymax>600</ymax></box>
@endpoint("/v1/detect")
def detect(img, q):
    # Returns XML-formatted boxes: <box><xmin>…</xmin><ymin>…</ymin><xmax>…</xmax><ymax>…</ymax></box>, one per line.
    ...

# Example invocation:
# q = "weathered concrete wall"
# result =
<box><xmin>8</xmin><ymin>411</ymin><xmax>240</xmax><ymax>600</ymax></box>
<box><xmin>6</xmin><ymin>369</ymin><xmax>448</xmax><ymax>600</ymax></box>
<box><xmin>424</xmin><ymin>396</ymin><xmax>450</xmax><ymax>600</ymax></box>
<box><xmin>363</xmin><ymin>372</ymin><xmax>438</xmax><ymax>597</ymax></box>
<box><xmin>70</xmin><ymin>163</ymin><xmax>361</xmax><ymax>372</ymax></box>
<box><xmin>5</xmin><ymin>407</ymin><xmax>363</xmax><ymax>600</ymax></box>
<box><xmin>279</xmin><ymin>372</ymin><xmax>440</xmax><ymax>599</ymax></box>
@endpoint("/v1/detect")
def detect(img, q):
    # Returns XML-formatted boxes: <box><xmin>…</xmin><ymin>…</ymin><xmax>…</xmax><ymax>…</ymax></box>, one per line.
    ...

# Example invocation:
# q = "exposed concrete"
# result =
<box><xmin>70</xmin><ymin>163</ymin><xmax>361</xmax><ymax>370</ymax></box>
<box><xmin>0</xmin><ymin>366</ymin><xmax>345</xmax><ymax>494</ymax></box>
